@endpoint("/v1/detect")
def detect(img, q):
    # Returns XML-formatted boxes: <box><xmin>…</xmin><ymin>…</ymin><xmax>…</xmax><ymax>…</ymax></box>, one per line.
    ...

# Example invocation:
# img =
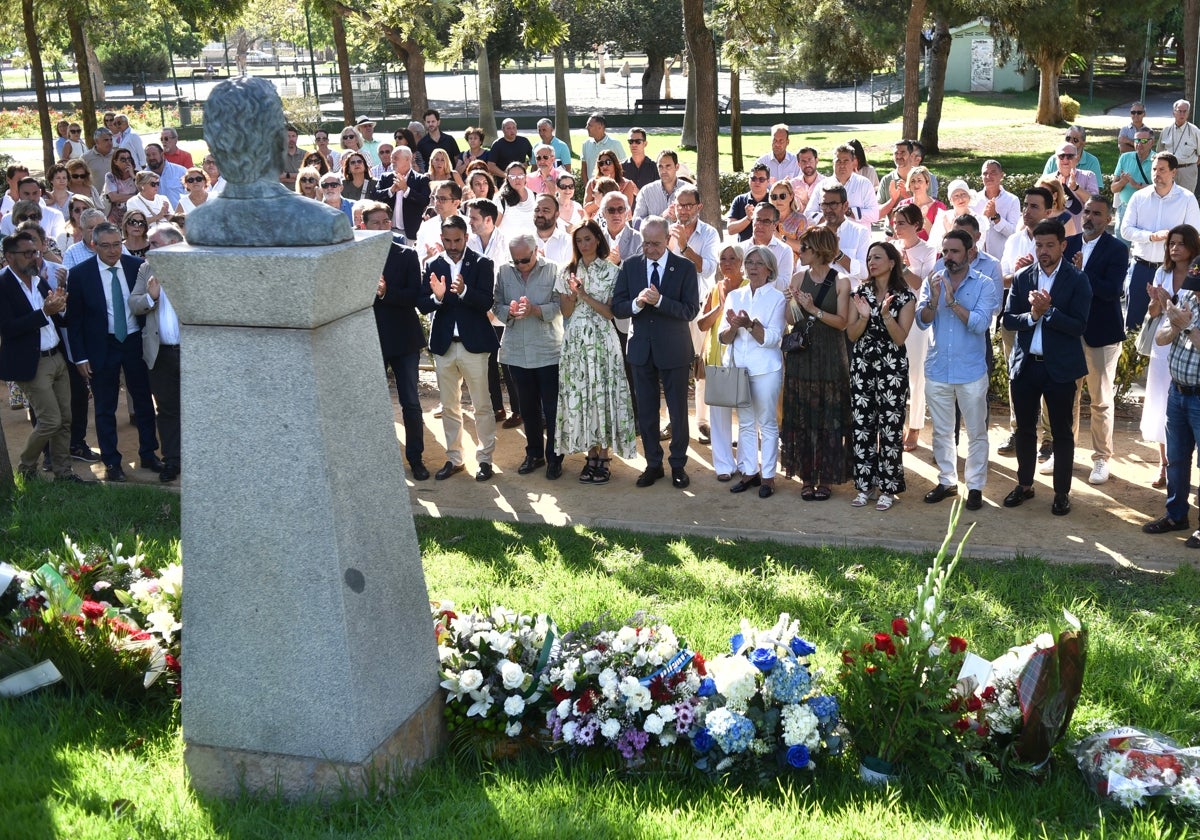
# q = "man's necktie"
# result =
<box><xmin>650</xmin><ymin>261</ymin><xmax>660</xmax><ymax>289</ymax></box>
<box><xmin>110</xmin><ymin>267</ymin><xmax>127</xmax><ymax>341</ymax></box>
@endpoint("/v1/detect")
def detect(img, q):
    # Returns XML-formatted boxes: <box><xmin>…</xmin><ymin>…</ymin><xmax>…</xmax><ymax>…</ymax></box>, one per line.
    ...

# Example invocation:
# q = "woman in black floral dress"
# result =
<box><xmin>845</xmin><ymin>242</ymin><xmax>917</xmax><ymax>511</ymax></box>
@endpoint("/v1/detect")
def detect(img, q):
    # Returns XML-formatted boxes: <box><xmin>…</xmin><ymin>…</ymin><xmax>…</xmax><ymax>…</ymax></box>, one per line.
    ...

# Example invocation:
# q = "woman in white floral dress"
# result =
<box><xmin>556</xmin><ymin>219</ymin><xmax>638</xmax><ymax>484</ymax></box>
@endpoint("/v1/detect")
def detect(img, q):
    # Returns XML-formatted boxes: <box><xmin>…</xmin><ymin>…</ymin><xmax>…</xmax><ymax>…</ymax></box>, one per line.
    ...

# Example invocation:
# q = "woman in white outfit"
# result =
<box><xmin>697</xmin><ymin>243</ymin><xmax>747</xmax><ymax>481</ymax></box>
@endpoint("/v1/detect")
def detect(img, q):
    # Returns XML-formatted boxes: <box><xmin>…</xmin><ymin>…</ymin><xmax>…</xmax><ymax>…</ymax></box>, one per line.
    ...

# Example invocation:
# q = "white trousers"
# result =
<box><xmin>926</xmin><ymin>373</ymin><xmax>990</xmax><ymax>490</ymax></box>
<box><xmin>737</xmin><ymin>369</ymin><xmax>784</xmax><ymax>479</ymax></box>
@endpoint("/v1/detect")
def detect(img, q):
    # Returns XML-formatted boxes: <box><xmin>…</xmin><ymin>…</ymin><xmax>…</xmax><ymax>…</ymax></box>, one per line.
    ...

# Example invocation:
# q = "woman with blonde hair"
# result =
<box><xmin>125</xmin><ymin>171</ymin><xmax>171</xmax><ymax>223</ymax></box>
<box><xmin>427</xmin><ymin>148</ymin><xmax>463</xmax><ymax>188</ymax></box>
<box><xmin>295</xmin><ymin>165</ymin><xmax>321</xmax><ymax>200</ymax></box>
<box><xmin>698</xmin><ymin>242</ymin><xmax>748</xmax><ymax>481</ymax></box>
<box><xmin>899</xmin><ymin>165</ymin><xmax>944</xmax><ymax>240</ymax></box>
<box><xmin>769</xmin><ymin>179</ymin><xmax>807</xmax><ymax>257</ymax></box>
<box><xmin>177</xmin><ymin>166</ymin><xmax>209</xmax><ymax>213</ymax></box>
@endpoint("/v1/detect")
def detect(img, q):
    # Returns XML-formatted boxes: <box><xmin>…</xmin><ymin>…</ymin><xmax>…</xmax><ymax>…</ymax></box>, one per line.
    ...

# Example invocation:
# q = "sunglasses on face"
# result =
<box><xmin>628</xmin><ymin>138</ymin><xmax>645</xmax><ymax>144</ymax></box>
<box><xmin>70</xmin><ymin>173</ymin><xmax>88</xmax><ymax>181</ymax></box>
<box><xmin>536</xmin><ymin>154</ymin><xmax>552</xmax><ymax>160</ymax></box>
<box><xmin>70</xmin><ymin>129</ymin><xmax>81</xmax><ymax>134</ymax></box>
<box><xmin>750</xmin><ymin>176</ymin><xmax>768</xmax><ymax>182</ymax></box>
<box><xmin>1135</xmin><ymin>138</ymin><xmax>1153</xmax><ymax>144</ymax></box>
<box><xmin>145</xmin><ymin>181</ymin><xmax>160</xmax><ymax>187</ymax></box>
<box><xmin>558</xmin><ymin>183</ymin><xmax>574</xmax><ymax>190</ymax></box>
<box><xmin>604</xmin><ymin>207</ymin><xmax>624</xmax><ymax>214</ymax></box>
<box><xmin>299</xmin><ymin>177</ymin><xmax>317</xmax><ymax>184</ymax></box>
<box><xmin>1066</xmin><ymin>137</ymin><xmax>1082</xmax><ymax>143</ymax></box>
<box><xmin>1057</xmin><ymin>153</ymin><xmax>1076</xmax><ymax>159</ymax></box>
<box><xmin>186</xmin><ymin>176</ymin><xmax>206</xmax><ymax>183</ymax></box>
<box><xmin>769</xmin><ymin>192</ymin><xmax>789</xmax><ymax>200</ymax></box>
<box><xmin>127</xmin><ymin>219</ymin><xmax>147</xmax><ymax>227</ymax></box>
<box><xmin>1131</xmin><ymin>110</ymin><xmax>1145</xmax><ymax>115</ymax></box>
<box><xmin>321</xmin><ymin>183</ymin><xmax>341</xmax><ymax>189</ymax></box>
<box><xmin>513</xmin><ymin>256</ymin><xmax>534</xmax><ymax>265</ymax></box>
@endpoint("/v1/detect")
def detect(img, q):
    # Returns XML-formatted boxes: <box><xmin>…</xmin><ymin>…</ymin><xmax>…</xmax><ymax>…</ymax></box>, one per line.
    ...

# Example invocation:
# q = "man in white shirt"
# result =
<box><xmin>466</xmin><ymin>198</ymin><xmax>508</xmax><ymax>264</ymax></box>
<box><xmin>804</xmin><ymin>143</ymin><xmax>878</xmax><ymax>225</ymax></box>
<box><xmin>144</xmin><ymin>143</ymin><xmax>187</xmax><ymax>210</ymax></box>
<box><xmin>0</xmin><ymin>178</ymin><xmax>65</xmax><ymax>240</ymax></box>
<box><xmin>634</xmin><ymin>150</ymin><xmax>684</xmax><ymax>220</ymax></box>
<box><xmin>756</xmin><ymin>124</ymin><xmax>800</xmax><ymax>182</ymax></box>
<box><xmin>532</xmin><ymin>194</ymin><xmax>572</xmax><ymax>267</ymax></box>
<box><xmin>747</xmin><ymin>203</ymin><xmax>794</xmax><ymax>290</ymax></box>
<box><xmin>1120</xmin><ymin>153</ymin><xmax>1200</xmax><ymax>330</ymax></box>
<box><xmin>971</xmin><ymin>159</ymin><xmax>1021</xmax><ymax>261</ymax></box>
<box><xmin>815</xmin><ymin>185</ymin><xmax>868</xmax><ymax>287</ymax></box>
<box><xmin>669</xmin><ymin>184</ymin><xmax>721</xmax><ymax>435</ymax></box>
<box><xmin>1156</xmin><ymin>100</ymin><xmax>1200</xmax><ymax>194</ymax></box>
<box><xmin>369</xmin><ymin>142</ymin><xmax>394</xmax><ymax>181</ymax></box>
<box><xmin>415</xmin><ymin>180</ymin><xmax>465</xmax><ymax>266</ymax></box>
<box><xmin>466</xmin><ymin>197</ymin><xmax>520</xmax><ymax>430</ymax></box>
<box><xmin>112</xmin><ymin>115</ymin><xmax>146</xmax><ymax>169</ymax></box>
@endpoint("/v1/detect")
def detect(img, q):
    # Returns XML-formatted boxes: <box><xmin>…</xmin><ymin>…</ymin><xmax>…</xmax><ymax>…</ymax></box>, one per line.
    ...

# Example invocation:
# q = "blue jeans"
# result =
<box><xmin>1165</xmin><ymin>384</ymin><xmax>1200</xmax><ymax>522</ymax></box>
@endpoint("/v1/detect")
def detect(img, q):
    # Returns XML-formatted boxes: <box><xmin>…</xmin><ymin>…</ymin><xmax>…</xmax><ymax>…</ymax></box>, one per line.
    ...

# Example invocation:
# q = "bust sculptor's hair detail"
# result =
<box><xmin>204</xmin><ymin>76</ymin><xmax>286</xmax><ymax>185</ymax></box>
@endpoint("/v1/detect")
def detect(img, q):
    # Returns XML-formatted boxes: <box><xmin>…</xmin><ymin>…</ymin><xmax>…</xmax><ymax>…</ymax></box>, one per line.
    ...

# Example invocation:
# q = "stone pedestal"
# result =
<box><xmin>151</xmin><ymin>233</ymin><xmax>444</xmax><ymax>800</ymax></box>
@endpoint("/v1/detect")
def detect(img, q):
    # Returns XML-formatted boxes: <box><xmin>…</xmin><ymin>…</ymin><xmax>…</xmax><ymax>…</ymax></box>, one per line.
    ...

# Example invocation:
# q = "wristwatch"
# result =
<box><xmin>990</xmin><ymin>214</ymin><xmax>1000</xmax><ymax>223</ymax></box>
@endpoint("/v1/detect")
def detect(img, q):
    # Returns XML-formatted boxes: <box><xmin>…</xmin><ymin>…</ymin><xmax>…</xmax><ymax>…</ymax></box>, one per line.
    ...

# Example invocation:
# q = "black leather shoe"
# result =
<box><xmin>924</xmin><ymin>484</ymin><xmax>956</xmax><ymax>504</ymax></box>
<box><xmin>672</xmin><ymin>467</ymin><xmax>689</xmax><ymax>489</ymax></box>
<box><xmin>965</xmin><ymin>489</ymin><xmax>983</xmax><ymax>510</ymax></box>
<box><xmin>475</xmin><ymin>462</ymin><xmax>494</xmax><ymax>482</ymax></box>
<box><xmin>140</xmin><ymin>454</ymin><xmax>165</xmax><ymax>473</ymax></box>
<box><xmin>758</xmin><ymin>483</ymin><xmax>774</xmax><ymax>499</ymax></box>
<box><xmin>1143</xmin><ymin>515</ymin><xmax>1191</xmax><ymax>534</ymax></box>
<box><xmin>730</xmin><ymin>474</ymin><xmax>761</xmax><ymax>494</ymax></box>
<box><xmin>546</xmin><ymin>459</ymin><xmax>563</xmax><ymax>480</ymax></box>
<box><xmin>502</xmin><ymin>413</ymin><xmax>523</xmax><ymax>429</ymax></box>
<box><xmin>636</xmin><ymin>466</ymin><xmax>665</xmax><ymax>487</ymax></box>
<box><xmin>1003</xmin><ymin>485</ymin><xmax>1035</xmax><ymax>507</ymax></box>
<box><xmin>409</xmin><ymin>461</ymin><xmax>430</xmax><ymax>481</ymax></box>
<box><xmin>105</xmin><ymin>464</ymin><xmax>127</xmax><ymax>483</ymax></box>
<box><xmin>435</xmin><ymin>461</ymin><xmax>464</xmax><ymax>480</ymax></box>
<box><xmin>518</xmin><ymin>455</ymin><xmax>546</xmax><ymax>475</ymax></box>
<box><xmin>159</xmin><ymin>465</ymin><xmax>178</xmax><ymax>483</ymax></box>
<box><xmin>1186</xmin><ymin>531</ymin><xmax>1200</xmax><ymax>549</ymax></box>
<box><xmin>996</xmin><ymin>435</ymin><xmax>1016</xmax><ymax>456</ymax></box>
<box><xmin>1052</xmin><ymin>493</ymin><xmax>1071</xmax><ymax>516</ymax></box>
<box><xmin>1037</xmin><ymin>440</ymin><xmax>1053</xmax><ymax>463</ymax></box>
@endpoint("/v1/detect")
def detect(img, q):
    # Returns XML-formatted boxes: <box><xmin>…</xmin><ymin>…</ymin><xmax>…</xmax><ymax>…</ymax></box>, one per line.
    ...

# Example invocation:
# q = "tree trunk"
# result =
<box><xmin>680</xmin><ymin>51</ymin><xmax>697</xmax><ymax>150</ymax></box>
<box><xmin>23</xmin><ymin>0</ymin><xmax>55</xmax><ymax>172</ymax></box>
<box><xmin>1185</xmin><ymin>0</ymin><xmax>1199</xmax><ymax>105</ymax></box>
<box><xmin>1034</xmin><ymin>54</ymin><xmax>1066</xmax><ymax>125</ymax></box>
<box><xmin>85</xmin><ymin>36</ymin><xmax>105</xmax><ymax>102</ymax></box>
<box><xmin>682</xmin><ymin>0</ymin><xmax>721</xmax><ymax>231</ymax></box>
<box><xmin>488</xmin><ymin>51</ymin><xmax>502</xmax><ymax>112</ymax></box>
<box><xmin>902</xmin><ymin>0</ymin><xmax>927</xmax><ymax>140</ymax></box>
<box><xmin>66</xmin><ymin>4</ymin><xmax>98</xmax><ymax>145</ymax></box>
<box><xmin>731</xmin><ymin>68</ymin><xmax>742</xmax><ymax>173</ymax></box>
<box><xmin>640</xmin><ymin>52</ymin><xmax>665</xmax><ymax>107</ymax></box>
<box><xmin>476</xmin><ymin>42</ymin><xmax>496</xmax><ymax>139</ymax></box>
<box><xmin>331</xmin><ymin>12</ymin><xmax>354</xmax><ymax>122</ymax></box>
<box><xmin>399</xmin><ymin>38</ymin><xmax>429</xmax><ymax>118</ymax></box>
<box><xmin>918</xmin><ymin>12</ymin><xmax>951</xmax><ymax>155</ymax></box>
<box><xmin>553</xmin><ymin>48</ymin><xmax>571</xmax><ymax>156</ymax></box>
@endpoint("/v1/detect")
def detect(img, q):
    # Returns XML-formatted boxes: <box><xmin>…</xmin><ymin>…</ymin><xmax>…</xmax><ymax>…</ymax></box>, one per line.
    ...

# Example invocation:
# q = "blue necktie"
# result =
<box><xmin>110</xmin><ymin>267</ymin><xmax>127</xmax><ymax>342</ymax></box>
<box><xmin>650</xmin><ymin>261</ymin><xmax>660</xmax><ymax>289</ymax></box>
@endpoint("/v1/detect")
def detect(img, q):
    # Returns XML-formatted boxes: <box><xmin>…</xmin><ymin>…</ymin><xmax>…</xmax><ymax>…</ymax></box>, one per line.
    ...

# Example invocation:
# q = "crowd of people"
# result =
<box><xmin>5</xmin><ymin>101</ymin><xmax>1200</xmax><ymax>546</ymax></box>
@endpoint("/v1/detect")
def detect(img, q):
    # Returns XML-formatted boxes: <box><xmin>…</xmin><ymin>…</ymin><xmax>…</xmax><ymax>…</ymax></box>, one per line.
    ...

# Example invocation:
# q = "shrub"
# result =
<box><xmin>1060</xmin><ymin>95</ymin><xmax>1081</xmax><ymax>122</ymax></box>
<box><xmin>100</xmin><ymin>47</ymin><xmax>169</xmax><ymax>85</ymax></box>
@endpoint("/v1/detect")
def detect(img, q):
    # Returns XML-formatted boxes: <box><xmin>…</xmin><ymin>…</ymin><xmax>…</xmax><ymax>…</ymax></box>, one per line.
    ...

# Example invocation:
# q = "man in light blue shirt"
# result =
<box><xmin>916</xmin><ymin>229</ymin><xmax>999</xmax><ymax>511</ymax></box>
<box><xmin>1042</xmin><ymin>125</ymin><xmax>1103</xmax><ymax>182</ymax></box>
<box><xmin>537</xmin><ymin>119</ymin><xmax>572</xmax><ymax>172</ymax></box>
<box><xmin>580</xmin><ymin>113</ymin><xmax>626</xmax><ymax>181</ymax></box>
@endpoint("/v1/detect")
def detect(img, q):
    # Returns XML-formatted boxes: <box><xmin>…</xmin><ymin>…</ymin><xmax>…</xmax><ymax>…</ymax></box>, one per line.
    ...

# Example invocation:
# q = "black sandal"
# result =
<box><xmin>813</xmin><ymin>485</ymin><xmax>832</xmax><ymax>501</ymax></box>
<box><xmin>591</xmin><ymin>458</ymin><xmax>611</xmax><ymax>485</ymax></box>
<box><xmin>579</xmin><ymin>456</ymin><xmax>597</xmax><ymax>483</ymax></box>
<box><xmin>801</xmin><ymin>485</ymin><xmax>816</xmax><ymax>501</ymax></box>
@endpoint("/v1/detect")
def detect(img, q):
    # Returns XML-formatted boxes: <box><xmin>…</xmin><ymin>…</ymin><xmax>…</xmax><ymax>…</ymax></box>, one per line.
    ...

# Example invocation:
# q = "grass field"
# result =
<box><xmin>2</xmin><ymin>482</ymin><xmax>1200</xmax><ymax>838</ymax></box>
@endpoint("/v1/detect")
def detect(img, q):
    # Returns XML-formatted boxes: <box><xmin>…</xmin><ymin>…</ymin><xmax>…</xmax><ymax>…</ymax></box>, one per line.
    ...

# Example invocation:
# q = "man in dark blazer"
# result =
<box><xmin>365</xmin><ymin>203</ymin><xmax>430</xmax><ymax>480</ymax></box>
<box><xmin>1002</xmin><ymin>218</ymin><xmax>1092</xmax><ymax>515</ymax></box>
<box><xmin>416</xmin><ymin>214</ymin><xmax>500</xmax><ymax>482</ymax></box>
<box><xmin>65</xmin><ymin>222</ymin><xmax>161</xmax><ymax>482</ymax></box>
<box><xmin>369</xmin><ymin>146</ymin><xmax>431</xmax><ymax>243</ymax></box>
<box><xmin>1064</xmin><ymin>196</ymin><xmax>1129</xmax><ymax>487</ymax></box>
<box><xmin>0</xmin><ymin>231</ymin><xmax>87</xmax><ymax>482</ymax></box>
<box><xmin>610</xmin><ymin>215</ymin><xmax>700</xmax><ymax>488</ymax></box>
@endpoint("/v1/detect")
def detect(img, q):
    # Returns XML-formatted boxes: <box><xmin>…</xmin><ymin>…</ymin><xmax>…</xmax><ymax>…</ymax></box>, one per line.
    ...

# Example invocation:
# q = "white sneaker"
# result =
<box><xmin>1088</xmin><ymin>459</ymin><xmax>1110</xmax><ymax>485</ymax></box>
<box><xmin>1037</xmin><ymin>455</ymin><xmax>1055</xmax><ymax>475</ymax></box>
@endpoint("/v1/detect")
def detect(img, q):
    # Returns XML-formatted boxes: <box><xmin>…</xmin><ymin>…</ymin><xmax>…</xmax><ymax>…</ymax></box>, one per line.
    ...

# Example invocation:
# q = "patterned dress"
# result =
<box><xmin>850</xmin><ymin>283</ymin><xmax>916</xmax><ymax>494</ymax></box>
<box><xmin>555</xmin><ymin>259</ymin><xmax>638</xmax><ymax>458</ymax></box>
<box><xmin>779</xmin><ymin>269</ymin><xmax>852</xmax><ymax>483</ymax></box>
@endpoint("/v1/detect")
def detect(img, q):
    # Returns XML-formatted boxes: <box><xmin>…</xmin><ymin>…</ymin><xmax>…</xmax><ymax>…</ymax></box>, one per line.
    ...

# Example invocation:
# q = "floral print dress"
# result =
<box><xmin>849</xmin><ymin>283</ymin><xmax>916</xmax><ymax>495</ymax></box>
<box><xmin>555</xmin><ymin>259</ymin><xmax>637</xmax><ymax>458</ymax></box>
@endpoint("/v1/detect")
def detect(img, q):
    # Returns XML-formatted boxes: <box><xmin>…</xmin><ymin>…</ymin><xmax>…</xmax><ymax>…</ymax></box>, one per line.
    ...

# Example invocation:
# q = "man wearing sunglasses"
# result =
<box><xmin>144</xmin><ymin>143</ymin><xmax>187</xmax><ymax>209</ymax></box>
<box><xmin>726</xmin><ymin>163</ymin><xmax>771</xmax><ymax>241</ymax></box>
<box><xmin>159</xmin><ymin>127</ymin><xmax>194</xmax><ymax>169</ymax></box>
<box><xmin>580</xmin><ymin>113</ymin><xmax>625</xmax><ymax>182</ymax></box>
<box><xmin>1041</xmin><ymin>125</ymin><xmax>1102</xmax><ymax>182</ymax></box>
<box><xmin>1118</xmin><ymin>102</ymin><xmax>1149</xmax><ymax>154</ymax></box>
<box><xmin>1112</xmin><ymin>128</ymin><xmax>1156</xmax><ymax>236</ymax></box>
<box><xmin>0</xmin><ymin>231</ymin><xmax>90</xmax><ymax>483</ymax></box>
<box><xmin>621</xmin><ymin>127</ymin><xmax>656</xmax><ymax>190</ymax></box>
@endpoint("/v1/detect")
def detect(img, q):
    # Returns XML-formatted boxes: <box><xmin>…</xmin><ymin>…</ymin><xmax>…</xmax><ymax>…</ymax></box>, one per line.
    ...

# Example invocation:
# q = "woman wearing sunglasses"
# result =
<box><xmin>176</xmin><ymin>167</ymin><xmax>209</xmax><ymax>214</ymax></box>
<box><xmin>126</xmin><ymin>171</ymin><xmax>171</xmax><ymax>223</ymax></box>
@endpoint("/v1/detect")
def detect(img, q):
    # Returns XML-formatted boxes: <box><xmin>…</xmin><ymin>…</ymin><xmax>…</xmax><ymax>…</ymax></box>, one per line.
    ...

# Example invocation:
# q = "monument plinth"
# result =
<box><xmin>159</xmin><ymin>75</ymin><xmax>443</xmax><ymax>800</ymax></box>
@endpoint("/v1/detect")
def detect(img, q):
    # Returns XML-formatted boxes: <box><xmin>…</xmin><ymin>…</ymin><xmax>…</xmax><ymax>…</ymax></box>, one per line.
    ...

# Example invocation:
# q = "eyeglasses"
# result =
<box><xmin>19</xmin><ymin>215</ymin><xmax>42</xmax><ymax>222</ymax></box>
<box><xmin>1057</xmin><ymin>153</ymin><xmax>1076</xmax><ymax>159</ymax></box>
<box><xmin>818</xmin><ymin>201</ymin><xmax>842</xmax><ymax>208</ymax></box>
<box><xmin>146</xmin><ymin>181</ymin><xmax>160</xmax><ymax>187</ymax></box>
<box><xmin>628</xmin><ymin>138</ymin><xmax>645</xmax><ymax>144</ymax></box>
<box><xmin>558</xmin><ymin>183</ymin><xmax>574</xmax><ymax>190</ymax></box>
<box><xmin>750</xmin><ymin>176</ymin><xmax>769</xmax><ymax>183</ymax></box>
<box><xmin>321</xmin><ymin>183</ymin><xmax>341</xmax><ymax>189</ymax></box>
<box><xmin>315</xmin><ymin>135</ymin><xmax>328</xmax><ymax>141</ymax></box>
<box><xmin>769</xmin><ymin>192</ymin><xmax>789</xmax><ymax>200</ymax></box>
<box><xmin>69</xmin><ymin>173</ymin><xmax>89</xmax><ymax>181</ymax></box>
<box><xmin>6</xmin><ymin>250</ymin><xmax>38</xmax><ymax>257</ymax></box>
<box><xmin>508</xmin><ymin>173</ymin><xmax>526</xmax><ymax>180</ymax></box>
<box><xmin>94</xmin><ymin>241</ymin><xmax>123</xmax><ymax>249</ymax></box>
<box><xmin>1135</xmin><ymin>138</ymin><xmax>1153</xmax><ymax>144</ymax></box>
<box><xmin>378</xmin><ymin>148</ymin><xmax>393</xmax><ymax>155</ymax></box>
<box><xmin>676</xmin><ymin>202</ymin><xmax>697</xmax><ymax>209</ymax></box>
<box><xmin>604</xmin><ymin>207</ymin><xmax>624</xmax><ymax>214</ymax></box>
<box><xmin>752</xmin><ymin>218</ymin><xmax>775</xmax><ymax>224</ymax></box>
<box><xmin>1065</xmin><ymin>136</ymin><xmax>1082</xmax><ymax>144</ymax></box>
<box><xmin>349</xmin><ymin>159</ymin><xmax>364</xmax><ymax>166</ymax></box>
<box><xmin>513</xmin><ymin>256</ymin><xmax>534</xmax><ymax>265</ymax></box>
<box><xmin>186</xmin><ymin>176</ymin><xmax>206</xmax><ymax>183</ymax></box>
<box><xmin>127</xmin><ymin>219</ymin><xmax>147</xmax><ymax>227</ymax></box>
<box><xmin>536</xmin><ymin>154</ymin><xmax>552</xmax><ymax>160</ymax></box>
<box><xmin>69</xmin><ymin>129</ymin><xmax>81</xmax><ymax>134</ymax></box>
<box><xmin>1131</xmin><ymin>110</ymin><xmax>1145</xmax><ymax>115</ymax></box>
<box><xmin>434</xmin><ymin>196</ymin><xmax>455</xmax><ymax>203</ymax></box>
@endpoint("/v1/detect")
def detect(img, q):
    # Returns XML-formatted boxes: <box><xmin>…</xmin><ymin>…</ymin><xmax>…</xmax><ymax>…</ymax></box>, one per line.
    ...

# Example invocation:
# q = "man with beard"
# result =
<box><xmin>876</xmin><ymin>139</ymin><xmax>915</xmax><ymax>220</ymax></box>
<box><xmin>816</xmin><ymin>185</ymin><xmax>868</xmax><ymax>287</ymax></box>
<box><xmin>789</xmin><ymin>147</ymin><xmax>824</xmax><ymax>216</ymax></box>
<box><xmin>804</xmin><ymin>144</ymin><xmax>878</xmax><ymax>225</ymax></box>
<box><xmin>143</xmin><ymin>143</ymin><xmax>187</xmax><ymax>209</ymax></box>
<box><xmin>532</xmin><ymin>194</ymin><xmax>572</xmax><ymax>267</ymax></box>
<box><xmin>1002</xmin><ymin>219</ymin><xmax>1092</xmax><ymax>516</ymax></box>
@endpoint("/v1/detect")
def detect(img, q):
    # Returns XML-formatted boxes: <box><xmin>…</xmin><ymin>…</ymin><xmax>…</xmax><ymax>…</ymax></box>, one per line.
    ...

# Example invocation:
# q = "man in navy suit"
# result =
<box><xmin>369</xmin><ymin>146</ymin><xmax>430</xmax><ymax>243</ymax></box>
<box><xmin>1064</xmin><ymin>196</ymin><xmax>1129</xmax><ymax>486</ymax></box>
<box><xmin>66</xmin><ymin>222</ymin><xmax>161</xmax><ymax>482</ymax></box>
<box><xmin>417</xmin><ymin>214</ymin><xmax>500</xmax><ymax>482</ymax></box>
<box><xmin>0</xmin><ymin>232</ymin><xmax>88</xmax><ymax>482</ymax></box>
<box><xmin>611</xmin><ymin>215</ymin><xmax>700</xmax><ymax>488</ymax></box>
<box><xmin>364</xmin><ymin>203</ymin><xmax>430</xmax><ymax>481</ymax></box>
<box><xmin>1002</xmin><ymin>218</ymin><xmax>1092</xmax><ymax>515</ymax></box>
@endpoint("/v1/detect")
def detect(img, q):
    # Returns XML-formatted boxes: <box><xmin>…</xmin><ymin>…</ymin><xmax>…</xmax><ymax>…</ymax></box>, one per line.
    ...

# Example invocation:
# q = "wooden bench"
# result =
<box><xmin>634</xmin><ymin>98</ymin><xmax>686</xmax><ymax>113</ymax></box>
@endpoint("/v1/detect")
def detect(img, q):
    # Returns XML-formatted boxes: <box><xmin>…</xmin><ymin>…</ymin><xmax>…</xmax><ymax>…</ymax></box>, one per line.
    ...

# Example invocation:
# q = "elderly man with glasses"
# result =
<box><xmin>158</xmin><ymin>127</ymin><xmax>194</xmax><ymax>169</ymax></box>
<box><xmin>1042</xmin><ymin>125</ymin><xmax>1102</xmax><ymax>182</ymax></box>
<box><xmin>1158</xmin><ymin>99</ymin><xmax>1200</xmax><ymax>195</ymax></box>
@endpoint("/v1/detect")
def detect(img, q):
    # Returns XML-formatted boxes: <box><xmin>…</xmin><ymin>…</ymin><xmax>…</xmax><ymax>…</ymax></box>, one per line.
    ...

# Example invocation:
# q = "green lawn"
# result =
<box><xmin>2</xmin><ymin>483</ymin><xmax>1200</xmax><ymax>838</ymax></box>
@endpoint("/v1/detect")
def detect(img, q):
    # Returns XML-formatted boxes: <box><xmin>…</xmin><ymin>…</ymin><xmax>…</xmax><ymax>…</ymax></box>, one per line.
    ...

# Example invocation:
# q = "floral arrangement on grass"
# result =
<box><xmin>433</xmin><ymin>602</ymin><xmax>554</xmax><ymax>749</ymax></box>
<box><xmin>0</xmin><ymin>536</ymin><xmax>181</xmax><ymax>700</ymax></box>
<box><xmin>1073</xmin><ymin>728</ymin><xmax>1200</xmax><ymax>812</ymax></box>
<box><xmin>540</xmin><ymin>612</ymin><xmax>703</xmax><ymax>765</ymax></box>
<box><xmin>691</xmin><ymin>613</ymin><xmax>841</xmax><ymax>781</ymax></box>
<box><xmin>836</xmin><ymin>501</ymin><xmax>988</xmax><ymax>780</ymax></box>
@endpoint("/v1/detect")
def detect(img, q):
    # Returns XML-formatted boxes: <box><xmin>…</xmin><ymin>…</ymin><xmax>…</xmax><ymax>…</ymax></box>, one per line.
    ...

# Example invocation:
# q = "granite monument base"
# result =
<box><xmin>151</xmin><ymin>234</ymin><xmax>444</xmax><ymax>800</ymax></box>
